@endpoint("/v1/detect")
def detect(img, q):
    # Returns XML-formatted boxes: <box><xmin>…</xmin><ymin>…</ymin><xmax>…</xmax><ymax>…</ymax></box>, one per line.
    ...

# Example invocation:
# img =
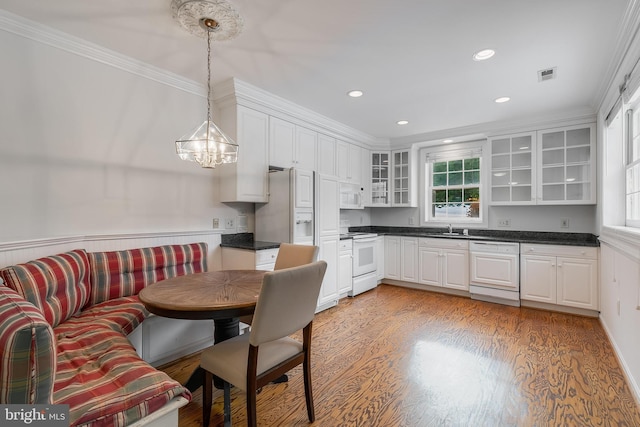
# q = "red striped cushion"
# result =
<box><xmin>61</xmin><ymin>296</ymin><xmax>148</xmax><ymax>335</ymax></box>
<box><xmin>53</xmin><ymin>324</ymin><xmax>190</xmax><ymax>427</ymax></box>
<box><xmin>88</xmin><ymin>243</ymin><xmax>207</xmax><ymax>306</ymax></box>
<box><xmin>0</xmin><ymin>286</ymin><xmax>56</xmax><ymax>404</ymax></box>
<box><xmin>0</xmin><ymin>250</ymin><xmax>91</xmax><ymax>328</ymax></box>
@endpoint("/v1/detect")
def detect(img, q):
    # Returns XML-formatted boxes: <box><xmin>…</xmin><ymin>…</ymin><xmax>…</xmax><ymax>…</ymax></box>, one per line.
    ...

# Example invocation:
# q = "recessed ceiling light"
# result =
<box><xmin>347</xmin><ymin>90</ymin><xmax>363</xmax><ymax>98</ymax></box>
<box><xmin>443</xmin><ymin>139</ymin><xmax>453</xmax><ymax>143</ymax></box>
<box><xmin>397</xmin><ymin>120</ymin><xmax>409</xmax><ymax>125</ymax></box>
<box><xmin>473</xmin><ymin>49</ymin><xmax>495</xmax><ymax>61</ymax></box>
<box><xmin>566</xmin><ymin>178</ymin><xmax>576</xmax><ymax>182</ymax></box>
<box><xmin>495</xmin><ymin>96</ymin><xmax>511</xmax><ymax>103</ymax></box>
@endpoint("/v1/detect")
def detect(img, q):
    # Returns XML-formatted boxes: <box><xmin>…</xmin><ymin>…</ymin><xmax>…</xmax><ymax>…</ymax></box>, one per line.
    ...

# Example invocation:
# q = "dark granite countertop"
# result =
<box><xmin>347</xmin><ymin>226</ymin><xmax>599</xmax><ymax>247</ymax></box>
<box><xmin>220</xmin><ymin>233</ymin><xmax>281</xmax><ymax>250</ymax></box>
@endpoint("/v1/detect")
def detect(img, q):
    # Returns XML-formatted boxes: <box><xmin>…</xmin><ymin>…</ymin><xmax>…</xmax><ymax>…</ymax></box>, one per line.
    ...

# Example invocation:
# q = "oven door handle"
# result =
<box><xmin>353</xmin><ymin>237</ymin><xmax>378</xmax><ymax>244</ymax></box>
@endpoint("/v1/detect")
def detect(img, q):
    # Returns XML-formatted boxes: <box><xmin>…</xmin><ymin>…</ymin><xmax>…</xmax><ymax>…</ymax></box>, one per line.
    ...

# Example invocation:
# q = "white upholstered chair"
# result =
<box><xmin>201</xmin><ymin>260</ymin><xmax>327</xmax><ymax>427</ymax></box>
<box><xmin>239</xmin><ymin>243</ymin><xmax>318</xmax><ymax>327</ymax></box>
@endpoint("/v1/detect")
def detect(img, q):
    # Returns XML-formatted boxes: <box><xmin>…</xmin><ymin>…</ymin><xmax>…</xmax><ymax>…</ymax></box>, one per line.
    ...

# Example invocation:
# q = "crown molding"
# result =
<box><xmin>213</xmin><ymin>77</ymin><xmax>387</xmax><ymax>147</ymax></box>
<box><xmin>391</xmin><ymin>107</ymin><xmax>596</xmax><ymax>147</ymax></box>
<box><xmin>0</xmin><ymin>9</ymin><xmax>205</xmax><ymax>97</ymax></box>
<box><xmin>594</xmin><ymin>0</ymin><xmax>640</xmax><ymax>114</ymax></box>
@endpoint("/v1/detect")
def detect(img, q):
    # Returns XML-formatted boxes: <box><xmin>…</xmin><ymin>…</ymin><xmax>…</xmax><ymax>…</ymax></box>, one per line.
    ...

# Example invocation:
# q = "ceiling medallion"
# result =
<box><xmin>171</xmin><ymin>0</ymin><xmax>244</xmax><ymax>41</ymax></box>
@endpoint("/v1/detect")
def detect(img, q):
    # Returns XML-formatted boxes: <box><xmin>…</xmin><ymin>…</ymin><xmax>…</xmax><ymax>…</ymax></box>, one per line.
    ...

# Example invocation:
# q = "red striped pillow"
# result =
<box><xmin>0</xmin><ymin>249</ymin><xmax>91</xmax><ymax>328</ymax></box>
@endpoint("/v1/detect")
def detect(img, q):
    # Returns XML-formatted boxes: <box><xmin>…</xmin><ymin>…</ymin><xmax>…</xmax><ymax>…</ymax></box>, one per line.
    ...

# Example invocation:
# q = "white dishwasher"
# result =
<box><xmin>469</xmin><ymin>241</ymin><xmax>520</xmax><ymax>307</ymax></box>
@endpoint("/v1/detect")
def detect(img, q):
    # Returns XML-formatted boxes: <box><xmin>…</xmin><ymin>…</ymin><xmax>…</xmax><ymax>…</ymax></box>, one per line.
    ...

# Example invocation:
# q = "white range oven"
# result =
<box><xmin>344</xmin><ymin>232</ymin><xmax>378</xmax><ymax>296</ymax></box>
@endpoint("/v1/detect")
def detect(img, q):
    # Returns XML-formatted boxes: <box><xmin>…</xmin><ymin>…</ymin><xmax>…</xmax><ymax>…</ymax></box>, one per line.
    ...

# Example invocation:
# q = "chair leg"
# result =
<box><xmin>223</xmin><ymin>381</ymin><xmax>232</xmax><ymax>427</ymax></box>
<box><xmin>203</xmin><ymin>370</ymin><xmax>213</xmax><ymax>427</ymax></box>
<box><xmin>303</xmin><ymin>351</ymin><xmax>315</xmax><ymax>422</ymax></box>
<box><xmin>246</xmin><ymin>386</ymin><xmax>258</xmax><ymax>427</ymax></box>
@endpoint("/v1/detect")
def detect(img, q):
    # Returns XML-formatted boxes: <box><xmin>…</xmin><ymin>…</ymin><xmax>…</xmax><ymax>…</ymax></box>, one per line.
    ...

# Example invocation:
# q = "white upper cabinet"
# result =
<box><xmin>391</xmin><ymin>149</ymin><xmax>416</xmax><ymax>207</ymax></box>
<box><xmin>269</xmin><ymin>117</ymin><xmax>317</xmax><ymax>171</ymax></box>
<box><xmin>317</xmin><ymin>133</ymin><xmax>337</xmax><ymax>176</ymax></box>
<box><xmin>490</xmin><ymin>132</ymin><xmax>537</xmax><ymax>205</ymax></box>
<box><xmin>337</xmin><ymin>141</ymin><xmax>362</xmax><ymax>185</ymax></box>
<box><xmin>537</xmin><ymin>123</ymin><xmax>596</xmax><ymax>204</ymax></box>
<box><xmin>368</xmin><ymin>149</ymin><xmax>416</xmax><ymax>207</ymax></box>
<box><xmin>489</xmin><ymin>123</ymin><xmax>596</xmax><ymax>206</ymax></box>
<box><xmin>218</xmin><ymin>105</ymin><xmax>269</xmax><ymax>203</ymax></box>
<box><xmin>269</xmin><ymin>117</ymin><xmax>295</xmax><ymax>169</ymax></box>
<box><xmin>295</xmin><ymin>126</ymin><xmax>318</xmax><ymax>171</ymax></box>
<box><xmin>370</xmin><ymin>151</ymin><xmax>390</xmax><ymax>206</ymax></box>
<box><xmin>360</xmin><ymin>147</ymin><xmax>372</xmax><ymax>206</ymax></box>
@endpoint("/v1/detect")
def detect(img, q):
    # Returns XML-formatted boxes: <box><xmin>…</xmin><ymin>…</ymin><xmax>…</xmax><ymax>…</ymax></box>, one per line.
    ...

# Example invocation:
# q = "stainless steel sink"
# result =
<box><xmin>441</xmin><ymin>232</ymin><xmax>460</xmax><ymax>236</ymax></box>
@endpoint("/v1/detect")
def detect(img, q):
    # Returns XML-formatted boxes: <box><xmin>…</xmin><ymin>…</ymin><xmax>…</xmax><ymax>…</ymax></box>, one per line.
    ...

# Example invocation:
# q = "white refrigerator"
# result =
<box><xmin>255</xmin><ymin>168</ymin><xmax>315</xmax><ymax>245</ymax></box>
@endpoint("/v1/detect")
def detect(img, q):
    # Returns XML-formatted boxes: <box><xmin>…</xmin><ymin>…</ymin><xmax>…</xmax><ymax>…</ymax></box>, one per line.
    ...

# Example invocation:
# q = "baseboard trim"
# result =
<box><xmin>599</xmin><ymin>316</ymin><xmax>640</xmax><ymax>405</ymax></box>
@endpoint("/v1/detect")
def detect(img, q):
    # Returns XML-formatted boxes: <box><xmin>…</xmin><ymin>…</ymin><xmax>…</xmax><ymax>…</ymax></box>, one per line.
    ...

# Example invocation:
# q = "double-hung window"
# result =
<box><xmin>626</xmin><ymin>105</ymin><xmax>640</xmax><ymax>227</ymax></box>
<box><xmin>424</xmin><ymin>147</ymin><xmax>483</xmax><ymax>223</ymax></box>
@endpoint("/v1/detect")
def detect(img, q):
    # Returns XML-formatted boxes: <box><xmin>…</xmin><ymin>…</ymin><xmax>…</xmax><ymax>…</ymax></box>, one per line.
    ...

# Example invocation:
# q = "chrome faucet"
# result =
<box><xmin>448</xmin><ymin>224</ymin><xmax>452</xmax><ymax>234</ymax></box>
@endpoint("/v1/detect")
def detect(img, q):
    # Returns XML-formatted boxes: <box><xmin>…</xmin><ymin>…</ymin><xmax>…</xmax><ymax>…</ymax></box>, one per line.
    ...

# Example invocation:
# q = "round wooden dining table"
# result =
<box><xmin>138</xmin><ymin>269</ymin><xmax>268</xmax><ymax>391</ymax></box>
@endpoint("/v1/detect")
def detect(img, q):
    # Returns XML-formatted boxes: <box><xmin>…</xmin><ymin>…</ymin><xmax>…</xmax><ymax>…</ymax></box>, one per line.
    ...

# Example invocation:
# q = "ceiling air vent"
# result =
<box><xmin>538</xmin><ymin>67</ymin><xmax>557</xmax><ymax>82</ymax></box>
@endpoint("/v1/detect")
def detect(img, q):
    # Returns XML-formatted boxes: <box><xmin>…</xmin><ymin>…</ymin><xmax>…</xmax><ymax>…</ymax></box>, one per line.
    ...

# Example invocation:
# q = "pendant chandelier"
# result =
<box><xmin>172</xmin><ymin>0</ymin><xmax>243</xmax><ymax>169</ymax></box>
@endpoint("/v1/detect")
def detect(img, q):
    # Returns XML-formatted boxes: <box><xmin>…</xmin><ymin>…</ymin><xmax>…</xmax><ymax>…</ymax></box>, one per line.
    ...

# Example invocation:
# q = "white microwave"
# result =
<box><xmin>339</xmin><ymin>183</ymin><xmax>364</xmax><ymax>209</ymax></box>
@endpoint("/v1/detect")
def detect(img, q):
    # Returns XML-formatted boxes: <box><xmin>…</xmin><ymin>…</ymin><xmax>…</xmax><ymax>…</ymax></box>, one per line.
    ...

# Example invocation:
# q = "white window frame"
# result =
<box><xmin>420</xmin><ymin>141</ymin><xmax>489</xmax><ymax>227</ymax></box>
<box><xmin>625</xmin><ymin>104</ymin><xmax>640</xmax><ymax>228</ymax></box>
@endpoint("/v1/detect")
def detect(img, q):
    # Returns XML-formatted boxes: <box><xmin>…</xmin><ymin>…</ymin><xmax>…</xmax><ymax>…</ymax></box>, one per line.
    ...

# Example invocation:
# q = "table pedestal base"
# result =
<box><xmin>185</xmin><ymin>317</ymin><xmax>240</xmax><ymax>392</ymax></box>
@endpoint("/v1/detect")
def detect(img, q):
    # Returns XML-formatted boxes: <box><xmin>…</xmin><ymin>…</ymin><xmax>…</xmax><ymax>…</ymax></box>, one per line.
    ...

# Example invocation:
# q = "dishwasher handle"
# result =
<box><xmin>469</xmin><ymin>241</ymin><xmax>520</xmax><ymax>254</ymax></box>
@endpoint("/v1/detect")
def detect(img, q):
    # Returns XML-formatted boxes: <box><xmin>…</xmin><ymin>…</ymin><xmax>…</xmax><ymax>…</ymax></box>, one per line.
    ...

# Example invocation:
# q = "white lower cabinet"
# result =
<box><xmin>317</xmin><ymin>235</ymin><xmax>340</xmax><ymax>310</ymax></box>
<box><xmin>384</xmin><ymin>236</ymin><xmax>401</xmax><ymax>280</ymax></box>
<box><xmin>401</xmin><ymin>237</ymin><xmax>419</xmax><ymax>282</ymax></box>
<box><xmin>520</xmin><ymin>244</ymin><xmax>598</xmax><ymax>310</ymax></box>
<box><xmin>338</xmin><ymin>239</ymin><xmax>353</xmax><ymax>296</ymax></box>
<box><xmin>221</xmin><ymin>247</ymin><xmax>279</xmax><ymax>271</ymax></box>
<box><xmin>376</xmin><ymin>236</ymin><xmax>385</xmax><ymax>280</ymax></box>
<box><xmin>418</xmin><ymin>238</ymin><xmax>469</xmax><ymax>290</ymax></box>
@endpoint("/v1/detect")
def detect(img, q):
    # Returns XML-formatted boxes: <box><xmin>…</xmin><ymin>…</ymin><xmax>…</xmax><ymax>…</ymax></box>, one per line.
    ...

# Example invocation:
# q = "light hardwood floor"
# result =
<box><xmin>159</xmin><ymin>284</ymin><xmax>640</xmax><ymax>426</ymax></box>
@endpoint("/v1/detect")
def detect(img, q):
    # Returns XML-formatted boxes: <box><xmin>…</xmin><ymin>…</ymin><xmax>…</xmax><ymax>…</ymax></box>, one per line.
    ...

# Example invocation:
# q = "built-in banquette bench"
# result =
<box><xmin>0</xmin><ymin>242</ymin><xmax>208</xmax><ymax>427</ymax></box>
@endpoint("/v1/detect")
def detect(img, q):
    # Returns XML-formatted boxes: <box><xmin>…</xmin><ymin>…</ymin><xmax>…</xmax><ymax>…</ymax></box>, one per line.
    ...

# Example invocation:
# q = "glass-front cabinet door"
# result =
<box><xmin>490</xmin><ymin>132</ymin><xmax>536</xmax><ymax>205</ymax></box>
<box><xmin>537</xmin><ymin>123</ymin><xmax>595</xmax><ymax>204</ymax></box>
<box><xmin>371</xmin><ymin>151</ymin><xmax>390</xmax><ymax>206</ymax></box>
<box><xmin>392</xmin><ymin>150</ymin><xmax>411</xmax><ymax>206</ymax></box>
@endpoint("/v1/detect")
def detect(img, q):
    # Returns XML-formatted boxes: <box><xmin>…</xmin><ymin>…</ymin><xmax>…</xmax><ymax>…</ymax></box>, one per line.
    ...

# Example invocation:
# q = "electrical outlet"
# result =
<box><xmin>498</xmin><ymin>219</ymin><xmax>511</xmax><ymax>227</ymax></box>
<box><xmin>212</xmin><ymin>218</ymin><xmax>220</xmax><ymax>229</ymax></box>
<box><xmin>561</xmin><ymin>218</ymin><xmax>570</xmax><ymax>228</ymax></box>
<box><xmin>225</xmin><ymin>218</ymin><xmax>235</xmax><ymax>229</ymax></box>
<box><xmin>408</xmin><ymin>217</ymin><xmax>414</xmax><ymax>225</ymax></box>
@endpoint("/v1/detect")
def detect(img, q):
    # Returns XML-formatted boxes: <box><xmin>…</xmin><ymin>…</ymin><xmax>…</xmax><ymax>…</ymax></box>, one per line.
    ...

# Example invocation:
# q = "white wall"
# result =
<box><xmin>0</xmin><ymin>17</ymin><xmax>250</xmax><ymax>243</ymax></box>
<box><xmin>595</xmin><ymin>0</ymin><xmax>640</xmax><ymax>402</ymax></box>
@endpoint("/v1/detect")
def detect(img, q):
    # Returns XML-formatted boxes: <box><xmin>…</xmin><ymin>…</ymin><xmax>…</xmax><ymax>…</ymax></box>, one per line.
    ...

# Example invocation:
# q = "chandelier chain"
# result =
<box><xmin>207</xmin><ymin>30</ymin><xmax>212</xmax><ymax>123</ymax></box>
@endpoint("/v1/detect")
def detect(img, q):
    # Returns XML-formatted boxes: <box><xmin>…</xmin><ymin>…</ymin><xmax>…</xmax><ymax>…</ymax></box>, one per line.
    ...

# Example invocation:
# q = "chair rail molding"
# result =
<box><xmin>0</xmin><ymin>230</ymin><xmax>222</xmax><ymax>270</ymax></box>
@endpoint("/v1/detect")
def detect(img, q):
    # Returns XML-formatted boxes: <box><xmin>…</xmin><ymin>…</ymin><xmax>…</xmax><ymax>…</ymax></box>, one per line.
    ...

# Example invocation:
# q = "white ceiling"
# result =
<box><xmin>0</xmin><ymin>0</ymin><xmax>631</xmax><ymax>141</ymax></box>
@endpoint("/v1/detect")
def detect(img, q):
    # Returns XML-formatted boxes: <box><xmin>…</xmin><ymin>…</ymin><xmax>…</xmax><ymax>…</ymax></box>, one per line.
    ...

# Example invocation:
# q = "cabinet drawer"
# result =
<box><xmin>520</xmin><ymin>244</ymin><xmax>597</xmax><ymax>259</ymax></box>
<box><xmin>419</xmin><ymin>238</ymin><xmax>469</xmax><ymax>250</ymax></box>
<box><xmin>256</xmin><ymin>248</ymin><xmax>279</xmax><ymax>265</ymax></box>
<box><xmin>339</xmin><ymin>239</ymin><xmax>353</xmax><ymax>251</ymax></box>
